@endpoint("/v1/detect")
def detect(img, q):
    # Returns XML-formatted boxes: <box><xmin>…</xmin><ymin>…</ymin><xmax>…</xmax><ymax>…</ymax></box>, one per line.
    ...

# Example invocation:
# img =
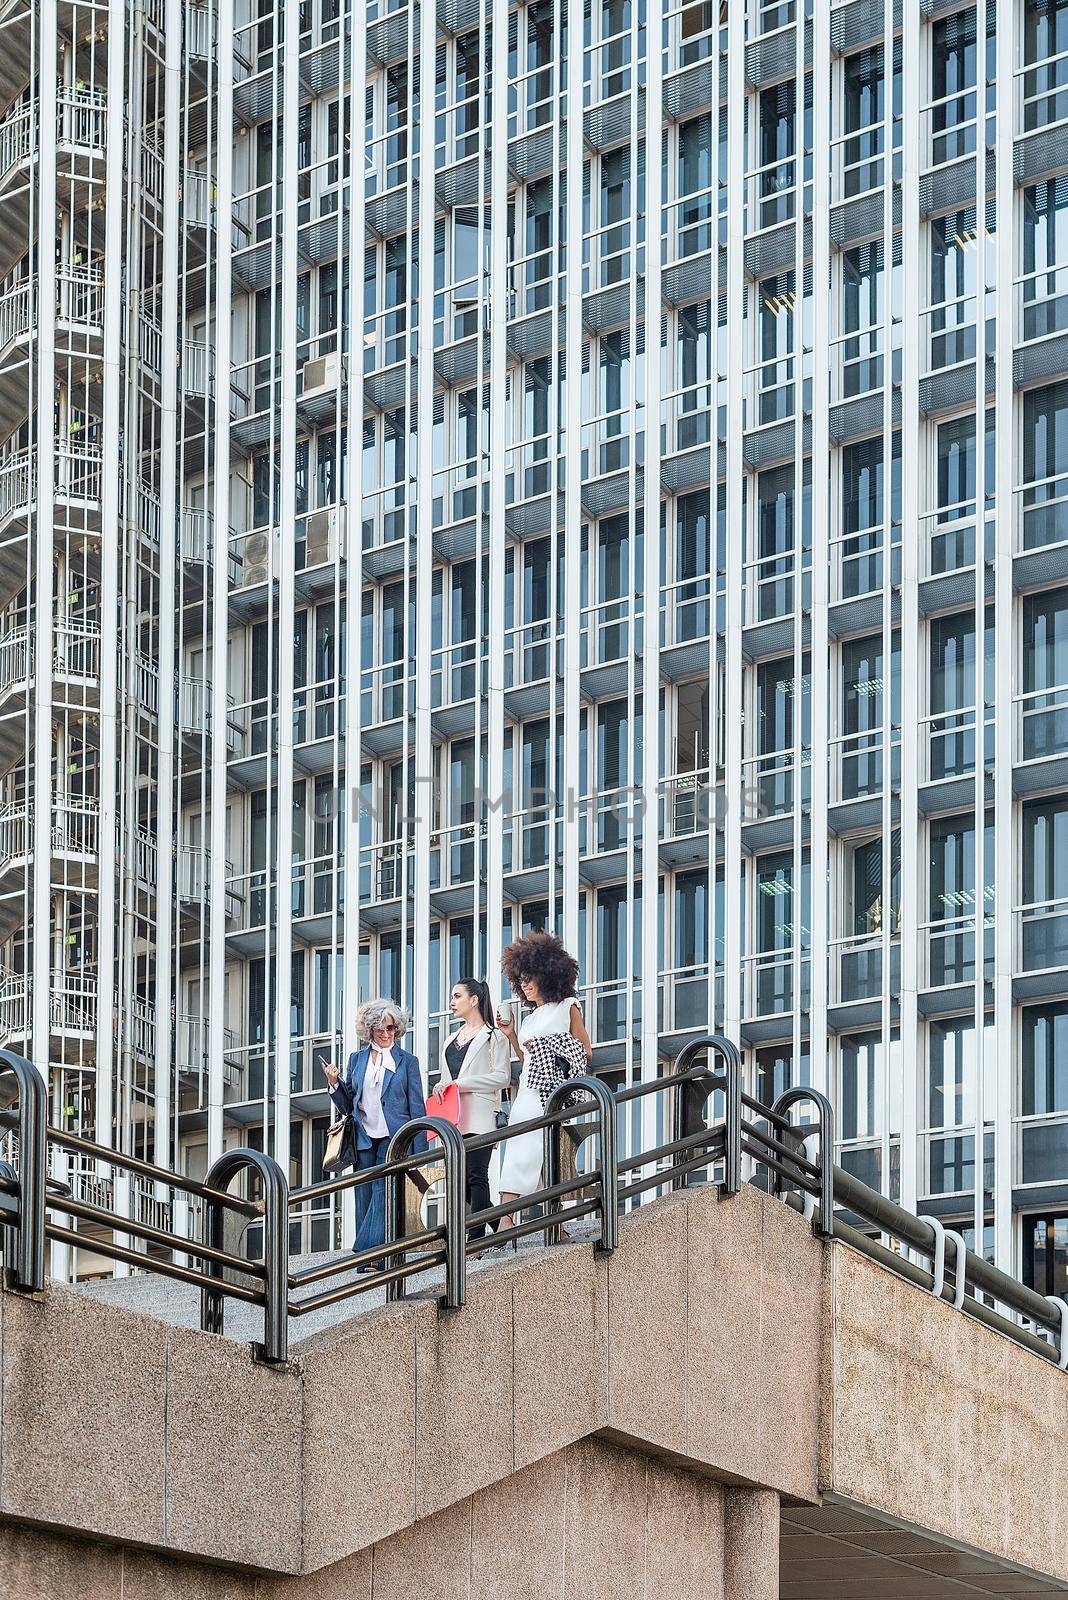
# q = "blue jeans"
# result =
<box><xmin>354</xmin><ymin>1135</ymin><xmax>391</xmax><ymax>1257</ymax></box>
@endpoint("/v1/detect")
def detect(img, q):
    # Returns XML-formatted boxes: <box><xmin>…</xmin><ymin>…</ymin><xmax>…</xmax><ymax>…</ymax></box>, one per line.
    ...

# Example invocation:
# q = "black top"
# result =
<box><xmin>445</xmin><ymin>1034</ymin><xmax>474</xmax><ymax>1077</ymax></box>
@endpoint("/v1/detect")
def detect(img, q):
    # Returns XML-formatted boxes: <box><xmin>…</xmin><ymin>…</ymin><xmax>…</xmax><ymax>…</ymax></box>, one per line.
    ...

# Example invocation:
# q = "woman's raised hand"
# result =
<box><xmin>322</xmin><ymin>1060</ymin><xmax>341</xmax><ymax>1089</ymax></box>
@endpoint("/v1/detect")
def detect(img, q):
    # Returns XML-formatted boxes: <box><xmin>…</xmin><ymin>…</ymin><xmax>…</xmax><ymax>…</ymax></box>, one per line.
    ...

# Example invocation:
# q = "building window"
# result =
<box><xmin>1021</xmin><ymin>180</ymin><xmax>1068</xmax><ymax>341</ymax></box>
<box><xmin>1022</xmin><ymin>380</ymin><xmax>1068</xmax><ymax>551</ymax></box>
<box><xmin>838</xmin><ymin>632</ymin><xmax>898</xmax><ymax>800</ymax></box>
<box><xmin>1021</xmin><ymin>796</ymin><xmax>1068</xmax><ymax>972</ymax></box>
<box><xmin>1023</xmin><ymin>1214</ymin><xmax>1068</xmax><ymax>1297</ymax></box>
<box><xmin>841</xmin><ymin>48</ymin><xmax>886</xmax><ymax>196</ymax></box>
<box><xmin>1022</xmin><ymin>587</ymin><xmax>1068</xmax><ymax>760</ymax></box>
<box><xmin>754</xmin><ymin>1043</ymin><xmax>810</xmax><ymax>1108</ymax></box>
<box><xmin>1020</xmin><ymin>1004</ymin><xmax>1068</xmax><ymax>1183</ymax></box>
<box><xmin>929</xmin><ymin>9</ymin><xmax>977</xmax><ymax>164</ymax></box>
<box><xmin>926</xmin><ymin>812</ymin><xmax>993</xmax><ymax>986</ymax></box>
<box><xmin>1022</xmin><ymin>0</ymin><xmax>1068</xmax><ymax>122</ymax></box>
<box><xmin>928</xmin><ymin>214</ymin><xmax>978</xmax><ymax>377</ymax></box>
<box><xmin>840</xmin><ymin>239</ymin><xmax>885</xmax><ymax>394</ymax></box>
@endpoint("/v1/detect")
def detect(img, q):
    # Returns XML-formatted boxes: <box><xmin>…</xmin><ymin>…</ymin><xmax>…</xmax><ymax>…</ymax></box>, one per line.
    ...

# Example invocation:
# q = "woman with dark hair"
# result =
<box><xmin>494</xmin><ymin>931</ymin><xmax>593</xmax><ymax>1233</ymax></box>
<box><xmin>437</xmin><ymin>977</ymin><xmax>511</xmax><ymax>1238</ymax></box>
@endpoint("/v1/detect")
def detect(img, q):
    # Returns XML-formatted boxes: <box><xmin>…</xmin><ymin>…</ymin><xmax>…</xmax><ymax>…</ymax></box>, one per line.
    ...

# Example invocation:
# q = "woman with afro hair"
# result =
<box><xmin>493</xmin><ymin>929</ymin><xmax>593</xmax><ymax>1237</ymax></box>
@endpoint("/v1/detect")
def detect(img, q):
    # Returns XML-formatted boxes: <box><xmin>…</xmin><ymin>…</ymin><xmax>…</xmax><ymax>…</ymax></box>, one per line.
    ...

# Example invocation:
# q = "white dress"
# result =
<box><xmin>498</xmin><ymin>998</ymin><xmax>582</xmax><ymax>1195</ymax></box>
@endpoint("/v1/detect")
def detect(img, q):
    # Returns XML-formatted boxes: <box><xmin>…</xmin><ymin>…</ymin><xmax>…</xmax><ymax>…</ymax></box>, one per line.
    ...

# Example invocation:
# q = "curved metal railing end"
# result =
<box><xmin>384</xmin><ymin>1117</ymin><xmax>466</xmax><ymax>1312</ymax></box>
<box><xmin>201</xmin><ymin>1147</ymin><xmax>289</xmax><ymax>1364</ymax></box>
<box><xmin>544</xmin><ymin>1074</ymin><xmax>618</xmax><ymax>1253</ymax></box>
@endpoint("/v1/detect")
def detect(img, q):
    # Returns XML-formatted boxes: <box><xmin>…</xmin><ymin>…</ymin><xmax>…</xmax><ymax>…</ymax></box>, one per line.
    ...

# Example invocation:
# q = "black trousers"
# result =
<box><xmin>465</xmin><ymin>1140</ymin><xmax>494</xmax><ymax>1238</ymax></box>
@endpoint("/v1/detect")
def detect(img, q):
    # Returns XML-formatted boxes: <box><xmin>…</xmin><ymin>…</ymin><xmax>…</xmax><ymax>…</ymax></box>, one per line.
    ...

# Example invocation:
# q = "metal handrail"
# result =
<box><xmin>201</xmin><ymin>1148</ymin><xmax>289</xmax><ymax>1364</ymax></box>
<box><xmin>385</xmin><ymin>1117</ymin><xmax>465</xmax><ymax>1311</ymax></box>
<box><xmin>0</xmin><ymin>1045</ymin><xmax>1066</xmax><ymax>1374</ymax></box>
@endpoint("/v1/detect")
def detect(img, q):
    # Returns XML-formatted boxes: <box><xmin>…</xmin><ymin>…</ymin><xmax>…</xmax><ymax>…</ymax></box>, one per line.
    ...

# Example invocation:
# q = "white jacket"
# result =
<box><xmin>438</xmin><ymin>1025</ymin><xmax>511</xmax><ymax>1135</ymax></box>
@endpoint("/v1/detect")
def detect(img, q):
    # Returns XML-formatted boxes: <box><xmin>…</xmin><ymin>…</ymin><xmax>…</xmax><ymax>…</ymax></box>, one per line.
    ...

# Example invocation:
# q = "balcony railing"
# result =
<box><xmin>56</xmin><ymin>264</ymin><xmax>103</xmax><ymax>328</ymax></box>
<box><xmin>659</xmin><ymin>767</ymin><xmax>714</xmax><ymax>840</ymax></box>
<box><xmin>0</xmin><ymin>280</ymin><xmax>33</xmax><ymax>354</ymax></box>
<box><xmin>1016</xmin><ymin>896</ymin><xmax>1068</xmax><ymax>976</ymax></box>
<box><xmin>55</xmin><ymin>444</ymin><xmax>102</xmax><ymax>505</ymax></box>
<box><xmin>829</xmin><ymin>931</ymin><xmax>900</xmax><ymax>1007</ymax></box>
<box><xmin>829</xmin><ymin>728</ymin><xmax>900</xmax><ymax>805</ymax></box>
<box><xmin>0</xmin><ymin>451</ymin><xmax>36</xmax><ymax>522</ymax></box>
<box><xmin>177</xmin><ymin>1014</ymin><xmax>238</xmax><ymax>1079</ymax></box>
<box><xmin>183</xmin><ymin>339</ymin><xmax>214</xmax><ymax>399</ymax></box>
<box><xmin>0</xmin><ymin>102</ymin><xmax>32</xmax><ymax>183</ymax></box>
<box><xmin>829</xmin><ymin>521</ymin><xmax>900</xmax><ymax>605</ymax></box>
<box><xmin>1016</xmin><ymin>473</ymin><xmax>1068</xmax><ymax>556</ymax></box>
<box><xmin>182</xmin><ymin>168</ymin><xmax>214</xmax><ymax>228</ymax></box>
<box><xmin>742</xmin><ymin>949</ymin><xmax>809</xmax><ymax>1019</ymax></box>
<box><xmin>921</xmin><ymin>912</ymin><xmax>993</xmax><ymax>988</ymax></box>
<box><xmin>741</xmin><ymin>746</ymin><xmax>811</xmax><ymax>823</ymax></box>
<box><xmin>1016</xmin><ymin>684</ymin><xmax>1068</xmax><ymax>766</ymax></box>
<box><xmin>1017</xmin><ymin>263</ymin><xmax>1068</xmax><ymax>347</ymax></box>
<box><xmin>0</xmin><ymin>970</ymin><xmax>97</xmax><ymax>1040</ymax></box>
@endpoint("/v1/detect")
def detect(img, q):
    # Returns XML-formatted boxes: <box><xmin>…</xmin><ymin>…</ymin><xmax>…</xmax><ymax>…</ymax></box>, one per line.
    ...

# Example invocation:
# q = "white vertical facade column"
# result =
<box><xmin>723</xmin><ymin>0</ymin><xmax>745</xmax><ymax>1048</ymax></box>
<box><xmin>486</xmin><ymin>0</ymin><xmax>508</xmax><ymax>989</ymax></box>
<box><xmin>411</xmin><ymin>0</ymin><xmax>436</xmax><ymax>1075</ymax></box>
<box><xmin>208</xmin><ymin>0</ymin><xmax>235</xmax><ymax>1163</ymax></box>
<box><xmin>94</xmin><ymin>0</ymin><xmax>126</xmax><ymax>1160</ymax></box>
<box><xmin>898</xmin><ymin>0</ymin><xmax>922</xmax><ymax>1214</ymax></box>
<box><xmin>810</xmin><ymin>0</ymin><xmax>831</xmax><ymax>1102</ymax></box>
<box><xmin>154</xmin><ymin>0</ymin><xmax>183</xmax><ymax>1176</ymax></box>
<box><xmin>972</xmin><ymin>0</ymin><xmax>989</xmax><ymax>1253</ymax></box>
<box><xmin>272</xmin><ymin>0</ymin><xmax>300</xmax><ymax>1178</ymax></box>
<box><xmin>790</xmin><ymin>0</ymin><xmax>805</xmax><ymax>1087</ymax></box>
<box><xmin>992</xmin><ymin>0</ymin><xmax>1015</xmax><ymax>1272</ymax></box>
<box><xmin>31</xmin><ymin>0</ymin><xmax>58</xmax><ymax>1085</ymax></box>
<box><xmin>562</xmin><ymin>0</ymin><xmax>584</xmax><ymax>958</ymax></box>
<box><xmin>878</xmin><ymin>0</ymin><xmax>894</xmax><ymax>1192</ymax></box>
<box><xmin>642</xmin><ymin>0</ymin><xmax>664</xmax><ymax>1131</ymax></box>
<box><xmin>341</xmin><ymin>0</ymin><xmax>368</xmax><ymax>1244</ymax></box>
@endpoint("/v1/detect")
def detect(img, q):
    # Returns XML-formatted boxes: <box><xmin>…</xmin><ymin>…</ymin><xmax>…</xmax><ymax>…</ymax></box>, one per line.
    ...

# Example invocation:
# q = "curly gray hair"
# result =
<box><xmin>355</xmin><ymin>997</ymin><xmax>410</xmax><ymax>1041</ymax></box>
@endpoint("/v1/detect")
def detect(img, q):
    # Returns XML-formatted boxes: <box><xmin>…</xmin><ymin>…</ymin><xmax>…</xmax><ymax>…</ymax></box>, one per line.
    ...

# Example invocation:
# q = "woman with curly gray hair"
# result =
<box><xmin>323</xmin><ymin>998</ymin><xmax>427</xmax><ymax>1264</ymax></box>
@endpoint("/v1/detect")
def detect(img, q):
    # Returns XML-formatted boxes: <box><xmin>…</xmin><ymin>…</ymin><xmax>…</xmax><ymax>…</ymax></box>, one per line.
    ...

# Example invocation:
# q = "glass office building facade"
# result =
<box><xmin>2</xmin><ymin>0</ymin><xmax>1068</xmax><ymax>1284</ymax></box>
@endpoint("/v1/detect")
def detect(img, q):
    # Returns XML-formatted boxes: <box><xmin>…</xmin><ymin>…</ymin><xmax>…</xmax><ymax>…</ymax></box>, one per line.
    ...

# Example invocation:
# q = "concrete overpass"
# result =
<box><xmin>1</xmin><ymin>1178</ymin><xmax>1066</xmax><ymax>1599</ymax></box>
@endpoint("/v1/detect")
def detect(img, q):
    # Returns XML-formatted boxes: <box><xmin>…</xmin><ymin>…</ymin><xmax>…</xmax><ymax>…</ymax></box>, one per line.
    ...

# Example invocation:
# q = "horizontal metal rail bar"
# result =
<box><xmin>467</xmin><ymin>1195</ymin><xmax>604</xmax><ymax>1256</ymax></box>
<box><xmin>288</xmin><ymin>1250</ymin><xmax>447</xmax><ymax>1314</ymax></box>
<box><xmin>741</xmin><ymin>1119</ymin><xmax>823</xmax><ymax>1179</ymax></box>
<box><xmin>42</xmin><ymin>1191</ymin><xmax>265</xmax><ymax>1278</ymax></box>
<box><xmin>43</xmin><ymin>1124</ymin><xmax>259</xmax><ymax>1216</ymax></box>
<box><xmin>288</xmin><ymin>1224</ymin><xmax>444</xmax><ymax>1286</ymax></box>
<box><xmin>614</xmin><ymin>1063</ymin><xmax>726</xmax><ymax>1106</ymax></box>
<box><xmin>463</xmin><ymin>1171</ymin><xmax>595</xmax><ymax>1239</ymax></box>
<box><xmin>289</xmin><ymin>1142</ymin><xmax>432</xmax><ymax>1204</ymax></box>
<box><xmin>462</xmin><ymin>1097</ymin><xmax>600</xmax><ymax>1153</ymax></box>
<box><xmin>616</xmin><ymin>1125</ymin><xmax>723</xmax><ymax>1176</ymax></box>
<box><xmin>740</xmin><ymin>1139</ymin><xmax>824</xmax><ymax>1195</ymax></box>
<box><xmin>741</xmin><ymin>1092</ymin><xmax>799</xmax><ymax>1135</ymax></box>
<box><xmin>617</xmin><ymin>1149</ymin><xmax>724</xmax><ymax>1205</ymax></box>
<box><xmin>44</xmin><ymin>1223</ymin><xmax>266</xmax><ymax>1304</ymax></box>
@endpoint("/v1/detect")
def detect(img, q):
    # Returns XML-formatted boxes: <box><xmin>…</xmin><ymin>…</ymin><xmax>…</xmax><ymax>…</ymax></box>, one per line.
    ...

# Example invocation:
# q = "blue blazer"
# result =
<box><xmin>329</xmin><ymin>1045</ymin><xmax>428</xmax><ymax>1154</ymax></box>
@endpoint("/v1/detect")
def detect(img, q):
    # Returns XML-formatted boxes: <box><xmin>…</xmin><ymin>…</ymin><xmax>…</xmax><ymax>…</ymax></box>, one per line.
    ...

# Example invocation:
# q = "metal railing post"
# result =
<box><xmin>769</xmin><ymin>1086</ymin><xmax>835</xmax><ymax>1237</ymax></box>
<box><xmin>543</xmin><ymin>1075</ymin><xmax>618</xmax><ymax>1253</ymax></box>
<box><xmin>671</xmin><ymin>1033</ymin><xmax>742</xmax><ymax>1195</ymax></box>
<box><xmin>0</xmin><ymin>1050</ymin><xmax>48</xmax><ymax>1291</ymax></box>
<box><xmin>384</xmin><ymin>1117</ymin><xmax>465</xmax><ymax>1311</ymax></box>
<box><xmin>201</xmin><ymin>1148</ymin><xmax>289</xmax><ymax>1365</ymax></box>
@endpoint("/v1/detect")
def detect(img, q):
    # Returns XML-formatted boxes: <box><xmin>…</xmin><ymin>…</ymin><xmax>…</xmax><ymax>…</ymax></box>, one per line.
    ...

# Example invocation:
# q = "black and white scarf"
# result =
<box><xmin>525</xmin><ymin>1032</ymin><xmax>588</xmax><ymax>1109</ymax></box>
